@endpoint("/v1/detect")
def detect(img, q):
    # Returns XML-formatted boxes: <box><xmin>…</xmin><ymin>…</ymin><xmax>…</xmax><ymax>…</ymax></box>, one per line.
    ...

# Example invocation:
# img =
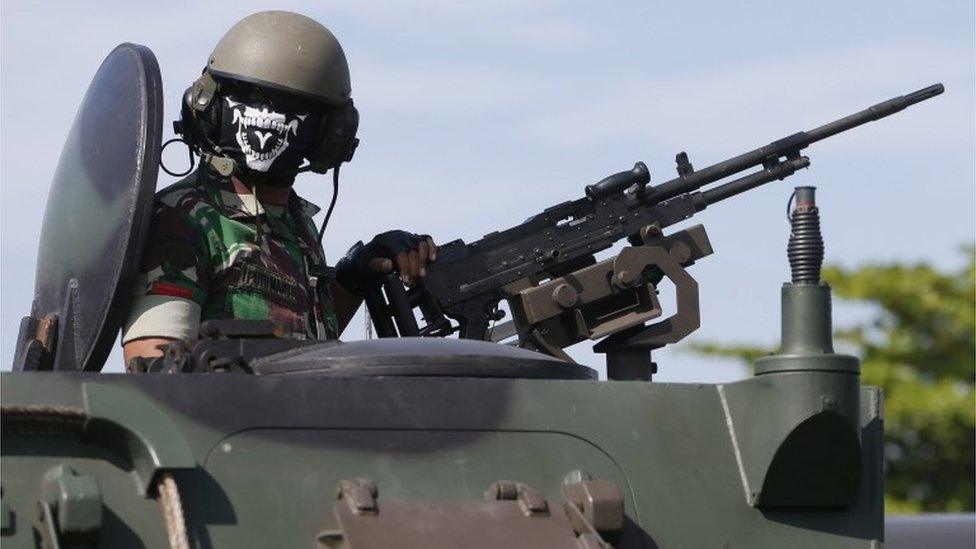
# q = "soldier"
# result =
<box><xmin>122</xmin><ymin>11</ymin><xmax>435</xmax><ymax>361</ymax></box>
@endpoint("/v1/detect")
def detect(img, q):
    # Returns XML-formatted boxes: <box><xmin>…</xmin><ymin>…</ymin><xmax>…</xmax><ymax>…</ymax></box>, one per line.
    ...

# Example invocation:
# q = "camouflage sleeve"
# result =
<box><xmin>136</xmin><ymin>199</ymin><xmax>211</xmax><ymax>305</ymax></box>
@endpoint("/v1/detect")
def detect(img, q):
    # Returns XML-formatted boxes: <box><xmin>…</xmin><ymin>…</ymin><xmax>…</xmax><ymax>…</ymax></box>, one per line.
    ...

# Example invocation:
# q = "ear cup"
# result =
<box><xmin>308</xmin><ymin>101</ymin><xmax>359</xmax><ymax>173</ymax></box>
<box><xmin>175</xmin><ymin>86</ymin><xmax>198</xmax><ymax>143</ymax></box>
<box><xmin>175</xmin><ymin>73</ymin><xmax>221</xmax><ymax>152</ymax></box>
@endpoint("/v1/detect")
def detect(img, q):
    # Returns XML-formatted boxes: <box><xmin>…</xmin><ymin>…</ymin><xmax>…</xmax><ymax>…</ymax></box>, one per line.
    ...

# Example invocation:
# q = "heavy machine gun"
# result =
<box><xmin>364</xmin><ymin>84</ymin><xmax>944</xmax><ymax>378</ymax></box>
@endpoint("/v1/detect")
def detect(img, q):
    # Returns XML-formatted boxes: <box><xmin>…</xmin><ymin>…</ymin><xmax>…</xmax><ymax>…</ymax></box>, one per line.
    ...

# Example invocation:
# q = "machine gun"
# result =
<box><xmin>363</xmin><ymin>84</ymin><xmax>943</xmax><ymax>378</ymax></box>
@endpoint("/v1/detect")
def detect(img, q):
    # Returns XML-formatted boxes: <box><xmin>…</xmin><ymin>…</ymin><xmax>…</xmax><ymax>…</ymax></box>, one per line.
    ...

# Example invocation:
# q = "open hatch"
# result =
<box><xmin>13</xmin><ymin>43</ymin><xmax>163</xmax><ymax>371</ymax></box>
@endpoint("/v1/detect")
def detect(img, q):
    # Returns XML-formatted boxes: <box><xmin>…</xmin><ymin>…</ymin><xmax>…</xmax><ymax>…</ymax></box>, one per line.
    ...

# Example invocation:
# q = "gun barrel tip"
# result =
<box><xmin>904</xmin><ymin>83</ymin><xmax>945</xmax><ymax>105</ymax></box>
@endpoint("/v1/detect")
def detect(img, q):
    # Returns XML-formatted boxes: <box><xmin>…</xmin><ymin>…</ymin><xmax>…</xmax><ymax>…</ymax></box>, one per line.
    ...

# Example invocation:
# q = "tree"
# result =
<box><xmin>692</xmin><ymin>247</ymin><xmax>975</xmax><ymax>512</ymax></box>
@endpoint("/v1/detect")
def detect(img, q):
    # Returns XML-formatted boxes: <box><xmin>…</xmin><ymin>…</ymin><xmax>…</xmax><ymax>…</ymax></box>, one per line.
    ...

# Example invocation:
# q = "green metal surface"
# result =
<box><xmin>1</xmin><ymin>372</ymin><xmax>884</xmax><ymax>547</ymax></box>
<box><xmin>82</xmin><ymin>383</ymin><xmax>196</xmax><ymax>496</ymax></box>
<box><xmin>756</xmin><ymin>283</ymin><xmax>860</xmax><ymax>375</ymax></box>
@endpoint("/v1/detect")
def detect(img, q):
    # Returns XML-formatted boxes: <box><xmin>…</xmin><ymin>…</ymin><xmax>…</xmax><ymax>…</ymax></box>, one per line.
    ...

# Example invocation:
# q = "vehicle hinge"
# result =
<box><xmin>563</xmin><ymin>474</ymin><xmax>625</xmax><ymax>547</ymax></box>
<box><xmin>1</xmin><ymin>484</ymin><xmax>13</xmax><ymax>537</ymax></box>
<box><xmin>337</xmin><ymin>478</ymin><xmax>379</xmax><ymax>516</ymax></box>
<box><xmin>33</xmin><ymin>465</ymin><xmax>103</xmax><ymax>549</ymax></box>
<box><xmin>484</xmin><ymin>480</ymin><xmax>549</xmax><ymax>516</ymax></box>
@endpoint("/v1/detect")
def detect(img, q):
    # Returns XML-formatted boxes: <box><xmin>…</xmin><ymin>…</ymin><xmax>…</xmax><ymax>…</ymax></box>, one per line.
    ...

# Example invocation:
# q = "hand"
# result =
<box><xmin>335</xmin><ymin>230</ymin><xmax>437</xmax><ymax>293</ymax></box>
<box><xmin>367</xmin><ymin>234</ymin><xmax>437</xmax><ymax>287</ymax></box>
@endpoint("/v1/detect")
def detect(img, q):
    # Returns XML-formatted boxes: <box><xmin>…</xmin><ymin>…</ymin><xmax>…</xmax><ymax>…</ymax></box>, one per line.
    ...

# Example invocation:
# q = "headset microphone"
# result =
<box><xmin>201</xmin><ymin>152</ymin><xmax>237</xmax><ymax>177</ymax></box>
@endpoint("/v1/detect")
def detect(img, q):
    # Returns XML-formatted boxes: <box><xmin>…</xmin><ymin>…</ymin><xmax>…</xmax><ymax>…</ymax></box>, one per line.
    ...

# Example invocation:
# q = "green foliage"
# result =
<box><xmin>685</xmin><ymin>342</ymin><xmax>770</xmax><ymax>364</ymax></box>
<box><xmin>691</xmin><ymin>246</ymin><xmax>975</xmax><ymax>512</ymax></box>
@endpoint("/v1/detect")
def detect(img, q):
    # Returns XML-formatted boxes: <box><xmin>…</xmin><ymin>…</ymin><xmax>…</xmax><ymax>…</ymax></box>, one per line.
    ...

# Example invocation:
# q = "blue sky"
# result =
<box><xmin>2</xmin><ymin>1</ymin><xmax>973</xmax><ymax>378</ymax></box>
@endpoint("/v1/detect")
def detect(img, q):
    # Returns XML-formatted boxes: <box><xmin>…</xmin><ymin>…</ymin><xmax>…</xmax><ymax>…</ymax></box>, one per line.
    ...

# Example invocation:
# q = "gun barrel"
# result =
<box><xmin>804</xmin><ymin>83</ymin><xmax>944</xmax><ymax>144</ymax></box>
<box><xmin>905</xmin><ymin>83</ymin><xmax>945</xmax><ymax>103</ymax></box>
<box><xmin>643</xmin><ymin>83</ymin><xmax>944</xmax><ymax>205</ymax></box>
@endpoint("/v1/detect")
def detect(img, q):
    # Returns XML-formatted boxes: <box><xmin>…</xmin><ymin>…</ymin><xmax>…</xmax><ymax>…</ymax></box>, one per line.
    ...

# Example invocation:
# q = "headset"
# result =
<box><xmin>173</xmin><ymin>71</ymin><xmax>359</xmax><ymax>176</ymax></box>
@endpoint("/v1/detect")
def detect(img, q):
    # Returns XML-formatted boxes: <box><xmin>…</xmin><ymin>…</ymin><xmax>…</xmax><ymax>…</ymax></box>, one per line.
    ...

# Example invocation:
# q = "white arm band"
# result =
<box><xmin>122</xmin><ymin>295</ymin><xmax>202</xmax><ymax>344</ymax></box>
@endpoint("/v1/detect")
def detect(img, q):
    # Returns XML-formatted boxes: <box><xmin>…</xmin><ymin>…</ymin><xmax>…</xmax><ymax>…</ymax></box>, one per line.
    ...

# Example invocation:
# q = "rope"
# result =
<box><xmin>0</xmin><ymin>405</ymin><xmax>87</xmax><ymax>435</ymax></box>
<box><xmin>0</xmin><ymin>404</ymin><xmax>86</xmax><ymax>418</ymax></box>
<box><xmin>158</xmin><ymin>473</ymin><xmax>190</xmax><ymax>549</ymax></box>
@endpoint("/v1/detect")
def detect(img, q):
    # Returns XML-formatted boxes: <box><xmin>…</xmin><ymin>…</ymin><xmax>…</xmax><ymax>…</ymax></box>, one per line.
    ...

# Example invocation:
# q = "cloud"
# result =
<box><xmin>495</xmin><ymin>17</ymin><xmax>595</xmax><ymax>51</ymax></box>
<box><xmin>327</xmin><ymin>0</ymin><xmax>561</xmax><ymax>20</ymax></box>
<box><xmin>520</xmin><ymin>42</ymin><xmax>975</xmax><ymax>156</ymax></box>
<box><xmin>355</xmin><ymin>62</ymin><xmax>538</xmax><ymax>115</ymax></box>
<box><xmin>326</xmin><ymin>0</ymin><xmax>594</xmax><ymax>52</ymax></box>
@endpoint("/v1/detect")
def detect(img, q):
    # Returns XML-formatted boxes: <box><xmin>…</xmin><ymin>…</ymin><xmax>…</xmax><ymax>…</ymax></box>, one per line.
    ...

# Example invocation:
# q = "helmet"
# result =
<box><xmin>177</xmin><ymin>11</ymin><xmax>358</xmax><ymax>174</ymax></box>
<box><xmin>208</xmin><ymin>10</ymin><xmax>351</xmax><ymax>105</ymax></box>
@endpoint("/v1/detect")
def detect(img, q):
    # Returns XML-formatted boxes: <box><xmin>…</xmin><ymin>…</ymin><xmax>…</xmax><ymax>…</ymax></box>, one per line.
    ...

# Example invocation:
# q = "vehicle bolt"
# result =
<box><xmin>669</xmin><ymin>242</ymin><xmax>691</xmax><ymax>263</ymax></box>
<box><xmin>552</xmin><ymin>284</ymin><xmax>579</xmax><ymax>308</ymax></box>
<box><xmin>616</xmin><ymin>270</ymin><xmax>635</xmax><ymax>286</ymax></box>
<box><xmin>562</xmin><ymin>470</ymin><xmax>593</xmax><ymax>486</ymax></box>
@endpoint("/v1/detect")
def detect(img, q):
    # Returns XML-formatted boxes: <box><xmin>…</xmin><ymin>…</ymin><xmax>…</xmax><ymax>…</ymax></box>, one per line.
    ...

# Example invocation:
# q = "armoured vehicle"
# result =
<box><xmin>0</xmin><ymin>44</ymin><xmax>944</xmax><ymax>548</ymax></box>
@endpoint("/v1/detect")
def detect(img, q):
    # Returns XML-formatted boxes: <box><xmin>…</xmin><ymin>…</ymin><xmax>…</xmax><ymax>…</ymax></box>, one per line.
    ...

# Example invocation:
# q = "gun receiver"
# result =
<box><xmin>363</xmin><ymin>84</ymin><xmax>943</xmax><ymax>368</ymax></box>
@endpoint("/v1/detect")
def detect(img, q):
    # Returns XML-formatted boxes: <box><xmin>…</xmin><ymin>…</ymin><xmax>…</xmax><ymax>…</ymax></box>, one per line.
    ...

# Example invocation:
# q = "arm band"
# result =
<box><xmin>122</xmin><ymin>295</ymin><xmax>202</xmax><ymax>344</ymax></box>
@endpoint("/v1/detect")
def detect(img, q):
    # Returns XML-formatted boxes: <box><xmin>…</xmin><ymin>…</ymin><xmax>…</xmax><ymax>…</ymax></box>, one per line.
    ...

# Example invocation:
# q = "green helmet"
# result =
<box><xmin>206</xmin><ymin>10</ymin><xmax>352</xmax><ymax>106</ymax></box>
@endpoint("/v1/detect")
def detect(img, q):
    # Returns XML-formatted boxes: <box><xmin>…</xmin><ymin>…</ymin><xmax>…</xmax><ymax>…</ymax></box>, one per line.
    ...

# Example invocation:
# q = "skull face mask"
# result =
<box><xmin>216</xmin><ymin>85</ymin><xmax>321</xmax><ymax>186</ymax></box>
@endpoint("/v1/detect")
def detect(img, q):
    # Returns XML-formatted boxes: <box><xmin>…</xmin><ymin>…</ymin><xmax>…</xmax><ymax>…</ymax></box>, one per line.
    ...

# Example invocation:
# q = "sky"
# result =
<box><xmin>1</xmin><ymin>0</ymin><xmax>973</xmax><ymax>379</ymax></box>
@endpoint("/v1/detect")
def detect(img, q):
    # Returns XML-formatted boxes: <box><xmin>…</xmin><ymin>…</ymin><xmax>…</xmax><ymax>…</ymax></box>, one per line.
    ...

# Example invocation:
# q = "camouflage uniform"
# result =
<box><xmin>126</xmin><ymin>165</ymin><xmax>339</xmax><ymax>340</ymax></box>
